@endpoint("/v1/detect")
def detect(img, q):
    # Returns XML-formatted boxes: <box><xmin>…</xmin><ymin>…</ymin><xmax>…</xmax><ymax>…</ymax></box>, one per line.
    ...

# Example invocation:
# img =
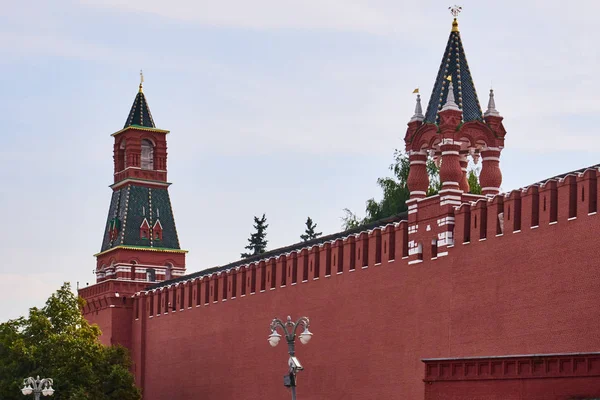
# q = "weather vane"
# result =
<box><xmin>449</xmin><ymin>5</ymin><xmax>462</xmax><ymax>17</ymax></box>
<box><xmin>140</xmin><ymin>69</ymin><xmax>144</xmax><ymax>85</ymax></box>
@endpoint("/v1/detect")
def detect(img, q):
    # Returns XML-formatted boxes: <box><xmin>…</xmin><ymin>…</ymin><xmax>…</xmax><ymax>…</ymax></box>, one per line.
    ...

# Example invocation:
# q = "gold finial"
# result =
<box><xmin>446</xmin><ymin>75</ymin><xmax>452</xmax><ymax>82</ymax></box>
<box><xmin>139</xmin><ymin>69</ymin><xmax>144</xmax><ymax>93</ymax></box>
<box><xmin>449</xmin><ymin>5</ymin><xmax>462</xmax><ymax>32</ymax></box>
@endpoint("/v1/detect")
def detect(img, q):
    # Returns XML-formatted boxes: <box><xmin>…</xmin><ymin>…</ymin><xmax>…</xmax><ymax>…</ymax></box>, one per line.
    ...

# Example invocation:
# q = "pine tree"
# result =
<box><xmin>300</xmin><ymin>217</ymin><xmax>322</xmax><ymax>242</ymax></box>
<box><xmin>241</xmin><ymin>214</ymin><xmax>268</xmax><ymax>258</ymax></box>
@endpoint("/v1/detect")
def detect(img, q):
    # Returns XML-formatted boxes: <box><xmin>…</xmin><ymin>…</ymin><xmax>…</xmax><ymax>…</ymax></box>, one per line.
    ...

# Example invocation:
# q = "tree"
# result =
<box><xmin>468</xmin><ymin>169</ymin><xmax>482</xmax><ymax>194</ymax></box>
<box><xmin>342</xmin><ymin>150</ymin><xmax>439</xmax><ymax>230</ymax></box>
<box><xmin>241</xmin><ymin>214</ymin><xmax>268</xmax><ymax>258</ymax></box>
<box><xmin>300</xmin><ymin>217</ymin><xmax>322</xmax><ymax>242</ymax></box>
<box><xmin>0</xmin><ymin>283</ymin><xmax>141</xmax><ymax>400</ymax></box>
<box><xmin>341</xmin><ymin>208</ymin><xmax>360</xmax><ymax>230</ymax></box>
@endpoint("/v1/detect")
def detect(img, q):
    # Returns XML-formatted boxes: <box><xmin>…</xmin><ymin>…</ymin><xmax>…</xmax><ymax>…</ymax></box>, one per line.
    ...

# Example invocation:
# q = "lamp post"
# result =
<box><xmin>268</xmin><ymin>316</ymin><xmax>313</xmax><ymax>400</ymax></box>
<box><xmin>21</xmin><ymin>376</ymin><xmax>55</xmax><ymax>399</ymax></box>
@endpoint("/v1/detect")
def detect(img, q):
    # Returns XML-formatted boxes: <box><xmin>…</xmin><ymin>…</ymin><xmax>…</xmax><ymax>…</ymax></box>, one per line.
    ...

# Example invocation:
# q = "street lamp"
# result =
<box><xmin>21</xmin><ymin>376</ymin><xmax>54</xmax><ymax>399</ymax></box>
<box><xmin>268</xmin><ymin>316</ymin><xmax>313</xmax><ymax>400</ymax></box>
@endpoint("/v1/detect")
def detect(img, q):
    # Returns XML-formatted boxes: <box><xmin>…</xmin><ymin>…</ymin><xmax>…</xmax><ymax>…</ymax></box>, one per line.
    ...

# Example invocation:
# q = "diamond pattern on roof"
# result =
<box><xmin>424</xmin><ymin>29</ymin><xmax>483</xmax><ymax>124</ymax></box>
<box><xmin>100</xmin><ymin>186</ymin><xmax>180</xmax><ymax>252</ymax></box>
<box><xmin>124</xmin><ymin>91</ymin><xmax>156</xmax><ymax>128</ymax></box>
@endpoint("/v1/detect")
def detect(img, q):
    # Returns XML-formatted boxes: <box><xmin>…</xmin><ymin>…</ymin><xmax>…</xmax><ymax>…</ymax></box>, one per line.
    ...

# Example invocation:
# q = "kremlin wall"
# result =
<box><xmin>79</xmin><ymin>13</ymin><xmax>600</xmax><ymax>400</ymax></box>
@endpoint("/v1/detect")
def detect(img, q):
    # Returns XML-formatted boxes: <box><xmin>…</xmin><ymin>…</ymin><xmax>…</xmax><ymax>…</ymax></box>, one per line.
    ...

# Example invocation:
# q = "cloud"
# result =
<box><xmin>80</xmin><ymin>0</ymin><xmax>427</xmax><ymax>34</ymax></box>
<box><xmin>0</xmin><ymin>31</ymin><xmax>116</xmax><ymax>61</ymax></box>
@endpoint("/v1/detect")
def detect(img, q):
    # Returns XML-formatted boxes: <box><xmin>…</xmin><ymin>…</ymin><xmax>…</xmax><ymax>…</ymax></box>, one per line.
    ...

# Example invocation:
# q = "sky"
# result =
<box><xmin>1</xmin><ymin>0</ymin><xmax>599</xmax><ymax>322</ymax></box>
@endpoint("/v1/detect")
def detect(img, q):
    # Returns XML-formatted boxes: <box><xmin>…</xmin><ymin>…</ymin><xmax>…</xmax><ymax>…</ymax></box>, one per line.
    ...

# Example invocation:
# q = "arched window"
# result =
<box><xmin>141</xmin><ymin>139</ymin><xmax>154</xmax><ymax>170</ymax></box>
<box><xmin>165</xmin><ymin>263</ymin><xmax>173</xmax><ymax>280</ymax></box>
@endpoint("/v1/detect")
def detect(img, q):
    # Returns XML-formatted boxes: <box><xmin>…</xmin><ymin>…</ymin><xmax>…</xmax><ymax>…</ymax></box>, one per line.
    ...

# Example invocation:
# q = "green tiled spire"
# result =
<box><xmin>123</xmin><ymin>83</ymin><xmax>156</xmax><ymax>128</ymax></box>
<box><xmin>424</xmin><ymin>17</ymin><xmax>483</xmax><ymax>124</ymax></box>
<box><xmin>101</xmin><ymin>186</ymin><xmax>180</xmax><ymax>252</ymax></box>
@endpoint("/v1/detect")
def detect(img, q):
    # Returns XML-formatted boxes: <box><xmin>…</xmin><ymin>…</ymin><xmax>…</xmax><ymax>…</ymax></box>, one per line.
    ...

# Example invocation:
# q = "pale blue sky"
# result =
<box><xmin>1</xmin><ymin>1</ymin><xmax>599</xmax><ymax>322</ymax></box>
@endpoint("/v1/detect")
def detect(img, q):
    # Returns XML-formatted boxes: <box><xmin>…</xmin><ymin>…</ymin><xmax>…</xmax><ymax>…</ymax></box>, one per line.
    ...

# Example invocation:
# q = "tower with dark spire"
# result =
<box><xmin>423</xmin><ymin>14</ymin><xmax>483</xmax><ymax>125</ymax></box>
<box><xmin>79</xmin><ymin>76</ymin><xmax>187</xmax><ymax>347</ymax></box>
<box><xmin>95</xmin><ymin>77</ymin><xmax>187</xmax><ymax>284</ymax></box>
<box><xmin>405</xmin><ymin>9</ymin><xmax>507</xmax><ymax>202</ymax></box>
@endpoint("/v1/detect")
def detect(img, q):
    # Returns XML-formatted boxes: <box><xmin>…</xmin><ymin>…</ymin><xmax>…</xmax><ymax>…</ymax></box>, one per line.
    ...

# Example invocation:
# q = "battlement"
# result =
<box><xmin>454</xmin><ymin>165</ymin><xmax>599</xmax><ymax>246</ymax></box>
<box><xmin>132</xmin><ymin>164</ymin><xmax>600</xmax><ymax>319</ymax></box>
<box><xmin>80</xmin><ymin>279</ymin><xmax>148</xmax><ymax>315</ymax></box>
<box><xmin>133</xmin><ymin>216</ymin><xmax>411</xmax><ymax>318</ymax></box>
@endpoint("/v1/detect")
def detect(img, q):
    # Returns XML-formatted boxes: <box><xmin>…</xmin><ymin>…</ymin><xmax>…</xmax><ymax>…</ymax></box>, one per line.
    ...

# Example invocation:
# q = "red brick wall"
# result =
<box><xmin>111</xmin><ymin>169</ymin><xmax>600</xmax><ymax>399</ymax></box>
<box><xmin>425</xmin><ymin>377</ymin><xmax>600</xmax><ymax>400</ymax></box>
<box><xmin>423</xmin><ymin>353</ymin><xmax>600</xmax><ymax>400</ymax></box>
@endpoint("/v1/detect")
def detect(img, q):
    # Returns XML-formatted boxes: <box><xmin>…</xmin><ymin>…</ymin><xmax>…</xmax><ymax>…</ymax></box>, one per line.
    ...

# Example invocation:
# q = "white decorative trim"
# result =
<box><xmin>410</xmin><ymin>160</ymin><xmax>427</xmax><ymax>165</ymax></box>
<box><xmin>114</xmin><ymin>166</ymin><xmax>142</xmax><ymax>175</ymax></box>
<box><xmin>110</xmin><ymin>178</ymin><xmax>171</xmax><ymax>189</ymax></box>
<box><xmin>437</xmin><ymin>217</ymin><xmax>456</xmax><ymax>226</ymax></box>
<box><xmin>408</xmin><ymin>259</ymin><xmax>423</xmax><ymax>265</ymax></box>
<box><xmin>441</xmin><ymin>138</ymin><xmax>460</xmax><ymax>145</ymax></box>
<box><xmin>441</xmin><ymin>151</ymin><xmax>460</xmax><ymax>156</ymax></box>
<box><xmin>442</xmin><ymin>181</ymin><xmax>460</xmax><ymax>186</ymax></box>
<box><xmin>440</xmin><ymin>200</ymin><xmax>462</xmax><ymax>206</ymax></box>
<box><xmin>440</xmin><ymin>195</ymin><xmax>462</xmax><ymax>201</ymax></box>
<box><xmin>482</xmin><ymin>157</ymin><xmax>500</xmax><ymax>162</ymax></box>
<box><xmin>439</xmin><ymin>189</ymin><xmax>463</xmax><ymax>193</ymax></box>
<box><xmin>410</xmin><ymin>190</ymin><xmax>427</xmax><ymax>196</ymax></box>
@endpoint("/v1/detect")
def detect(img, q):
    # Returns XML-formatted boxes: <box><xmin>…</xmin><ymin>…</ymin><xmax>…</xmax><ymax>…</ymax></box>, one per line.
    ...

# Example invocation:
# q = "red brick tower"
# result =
<box><xmin>403</xmin><ymin>12</ymin><xmax>507</xmax><ymax>263</ymax></box>
<box><xmin>79</xmin><ymin>77</ymin><xmax>187</xmax><ymax>346</ymax></box>
<box><xmin>405</xmin><ymin>14</ymin><xmax>507</xmax><ymax>202</ymax></box>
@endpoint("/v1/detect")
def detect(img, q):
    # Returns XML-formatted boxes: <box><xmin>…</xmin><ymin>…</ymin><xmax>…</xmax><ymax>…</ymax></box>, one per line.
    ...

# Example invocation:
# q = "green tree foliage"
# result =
<box><xmin>0</xmin><ymin>283</ymin><xmax>141</xmax><ymax>400</ymax></box>
<box><xmin>300</xmin><ymin>217</ymin><xmax>322</xmax><ymax>242</ymax></box>
<box><xmin>342</xmin><ymin>150</ymin><xmax>440</xmax><ymax>230</ymax></box>
<box><xmin>241</xmin><ymin>213</ymin><xmax>269</xmax><ymax>258</ymax></box>
<box><xmin>468</xmin><ymin>169</ymin><xmax>482</xmax><ymax>194</ymax></box>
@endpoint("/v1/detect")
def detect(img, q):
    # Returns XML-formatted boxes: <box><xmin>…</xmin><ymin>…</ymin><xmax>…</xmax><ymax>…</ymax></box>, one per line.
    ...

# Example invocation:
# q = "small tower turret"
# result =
<box><xmin>404</xmin><ymin>8</ymin><xmax>507</xmax><ymax>200</ymax></box>
<box><xmin>480</xmin><ymin>88</ymin><xmax>506</xmax><ymax>195</ymax></box>
<box><xmin>406</xmin><ymin>91</ymin><xmax>429</xmax><ymax>200</ymax></box>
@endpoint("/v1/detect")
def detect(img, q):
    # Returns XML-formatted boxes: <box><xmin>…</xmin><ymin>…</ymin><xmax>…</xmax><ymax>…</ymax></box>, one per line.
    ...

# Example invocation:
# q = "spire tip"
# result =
<box><xmin>449</xmin><ymin>5</ymin><xmax>462</xmax><ymax>32</ymax></box>
<box><xmin>484</xmin><ymin>88</ymin><xmax>501</xmax><ymax>117</ymax></box>
<box><xmin>410</xmin><ymin>91</ymin><xmax>424</xmax><ymax>122</ymax></box>
<box><xmin>139</xmin><ymin>70</ymin><xmax>144</xmax><ymax>93</ymax></box>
